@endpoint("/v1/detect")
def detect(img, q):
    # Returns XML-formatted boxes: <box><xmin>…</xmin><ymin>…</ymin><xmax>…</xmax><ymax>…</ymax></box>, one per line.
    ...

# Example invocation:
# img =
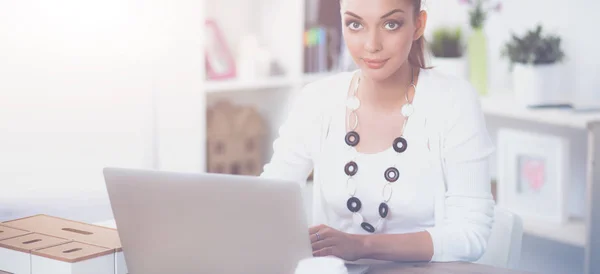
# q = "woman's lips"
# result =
<box><xmin>362</xmin><ymin>58</ymin><xmax>389</xmax><ymax>69</ymax></box>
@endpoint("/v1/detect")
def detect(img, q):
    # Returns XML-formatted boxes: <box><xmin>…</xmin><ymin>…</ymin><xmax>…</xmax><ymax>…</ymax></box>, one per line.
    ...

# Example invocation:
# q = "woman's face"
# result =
<box><xmin>341</xmin><ymin>0</ymin><xmax>425</xmax><ymax>82</ymax></box>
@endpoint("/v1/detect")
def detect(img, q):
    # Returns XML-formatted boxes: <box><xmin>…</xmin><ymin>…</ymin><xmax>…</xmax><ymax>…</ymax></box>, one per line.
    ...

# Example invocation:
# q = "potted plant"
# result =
<box><xmin>459</xmin><ymin>0</ymin><xmax>502</xmax><ymax>95</ymax></box>
<box><xmin>501</xmin><ymin>24</ymin><xmax>566</xmax><ymax>107</ymax></box>
<box><xmin>429</xmin><ymin>26</ymin><xmax>467</xmax><ymax>79</ymax></box>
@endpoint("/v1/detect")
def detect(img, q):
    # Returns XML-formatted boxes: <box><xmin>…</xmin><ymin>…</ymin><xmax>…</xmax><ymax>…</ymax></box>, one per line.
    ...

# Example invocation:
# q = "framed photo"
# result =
<box><xmin>497</xmin><ymin>128</ymin><xmax>570</xmax><ymax>224</ymax></box>
<box><xmin>204</xmin><ymin>19</ymin><xmax>236</xmax><ymax>80</ymax></box>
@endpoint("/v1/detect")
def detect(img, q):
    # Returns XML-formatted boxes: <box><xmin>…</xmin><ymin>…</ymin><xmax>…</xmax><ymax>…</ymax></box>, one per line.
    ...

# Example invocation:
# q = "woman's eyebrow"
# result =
<box><xmin>344</xmin><ymin>11</ymin><xmax>362</xmax><ymax>19</ymax></box>
<box><xmin>343</xmin><ymin>9</ymin><xmax>405</xmax><ymax>20</ymax></box>
<box><xmin>380</xmin><ymin>9</ymin><xmax>404</xmax><ymax>18</ymax></box>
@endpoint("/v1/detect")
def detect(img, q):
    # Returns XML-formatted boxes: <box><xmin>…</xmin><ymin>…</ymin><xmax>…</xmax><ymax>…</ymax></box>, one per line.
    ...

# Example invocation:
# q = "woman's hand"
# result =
<box><xmin>309</xmin><ymin>224</ymin><xmax>366</xmax><ymax>261</ymax></box>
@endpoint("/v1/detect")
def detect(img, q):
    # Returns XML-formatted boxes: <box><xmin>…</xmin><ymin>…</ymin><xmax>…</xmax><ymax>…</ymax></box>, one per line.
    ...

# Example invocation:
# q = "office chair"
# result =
<box><xmin>476</xmin><ymin>206</ymin><xmax>524</xmax><ymax>269</ymax></box>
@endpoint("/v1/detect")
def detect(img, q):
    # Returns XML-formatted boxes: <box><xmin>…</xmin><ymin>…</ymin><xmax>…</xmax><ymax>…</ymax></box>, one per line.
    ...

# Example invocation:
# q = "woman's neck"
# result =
<box><xmin>359</xmin><ymin>64</ymin><xmax>418</xmax><ymax>111</ymax></box>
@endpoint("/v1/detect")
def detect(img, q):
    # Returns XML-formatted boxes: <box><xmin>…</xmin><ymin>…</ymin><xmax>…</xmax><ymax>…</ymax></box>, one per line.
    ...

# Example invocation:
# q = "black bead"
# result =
<box><xmin>344</xmin><ymin>161</ymin><xmax>358</xmax><ymax>176</ymax></box>
<box><xmin>361</xmin><ymin>222</ymin><xmax>375</xmax><ymax>233</ymax></box>
<box><xmin>379</xmin><ymin>203</ymin><xmax>389</xmax><ymax>218</ymax></box>
<box><xmin>393</xmin><ymin>137</ymin><xmax>408</xmax><ymax>153</ymax></box>
<box><xmin>345</xmin><ymin>131</ymin><xmax>360</xmax><ymax>147</ymax></box>
<box><xmin>384</xmin><ymin>167</ymin><xmax>399</xmax><ymax>182</ymax></box>
<box><xmin>346</xmin><ymin>197</ymin><xmax>362</xmax><ymax>213</ymax></box>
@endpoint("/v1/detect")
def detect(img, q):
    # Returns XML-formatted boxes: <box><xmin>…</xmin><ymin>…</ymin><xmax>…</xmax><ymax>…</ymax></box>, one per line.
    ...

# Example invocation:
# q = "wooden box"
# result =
<box><xmin>3</xmin><ymin>215</ymin><xmax>127</xmax><ymax>274</ymax></box>
<box><xmin>0</xmin><ymin>233</ymin><xmax>69</xmax><ymax>274</ymax></box>
<box><xmin>32</xmin><ymin>241</ymin><xmax>115</xmax><ymax>274</ymax></box>
<box><xmin>0</xmin><ymin>224</ymin><xmax>30</xmax><ymax>241</ymax></box>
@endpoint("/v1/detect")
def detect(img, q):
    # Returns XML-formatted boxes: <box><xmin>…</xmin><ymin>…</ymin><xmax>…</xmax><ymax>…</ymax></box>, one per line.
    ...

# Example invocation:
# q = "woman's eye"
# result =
<box><xmin>384</xmin><ymin>21</ymin><xmax>400</xmax><ymax>30</ymax></box>
<box><xmin>347</xmin><ymin>21</ymin><xmax>363</xmax><ymax>30</ymax></box>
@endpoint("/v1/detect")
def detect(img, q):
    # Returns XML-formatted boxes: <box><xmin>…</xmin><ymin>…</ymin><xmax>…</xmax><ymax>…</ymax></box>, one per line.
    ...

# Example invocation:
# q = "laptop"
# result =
<box><xmin>103</xmin><ymin>167</ymin><xmax>313</xmax><ymax>274</ymax></box>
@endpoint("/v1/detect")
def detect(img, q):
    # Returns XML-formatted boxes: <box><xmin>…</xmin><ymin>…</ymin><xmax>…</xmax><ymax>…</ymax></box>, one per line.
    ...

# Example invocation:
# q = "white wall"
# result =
<box><xmin>0</xmin><ymin>0</ymin><xmax>205</xmax><ymax>222</ymax></box>
<box><xmin>570</xmin><ymin>0</ymin><xmax>600</xmax><ymax>110</ymax></box>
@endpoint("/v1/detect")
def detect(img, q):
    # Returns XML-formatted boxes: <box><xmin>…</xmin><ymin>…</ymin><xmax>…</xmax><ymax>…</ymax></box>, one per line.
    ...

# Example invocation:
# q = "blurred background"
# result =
<box><xmin>1</xmin><ymin>0</ymin><xmax>599</xmax><ymax>273</ymax></box>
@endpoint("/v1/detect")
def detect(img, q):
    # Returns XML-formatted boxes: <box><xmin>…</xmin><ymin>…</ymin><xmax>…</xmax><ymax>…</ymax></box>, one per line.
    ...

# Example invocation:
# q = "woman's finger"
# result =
<box><xmin>309</xmin><ymin>224</ymin><xmax>326</xmax><ymax>235</ymax></box>
<box><xmin>309</xmin><ymin>227</ymin><xmax>332</xmax><ymax>243</ymax></box>
<box><xmin>313</xmin><ymin>246</ymin><xmax>334</xmax><ymax>257</ymax></box>
<box><xmin>311</xmin><ymin>237</ymin><xmax>334</xmax><ymax>252</ymax></box>
<box><xmin>309</xmin><ymin>233</ymin><xmax>320</xmax><ymax>243</ymax></box>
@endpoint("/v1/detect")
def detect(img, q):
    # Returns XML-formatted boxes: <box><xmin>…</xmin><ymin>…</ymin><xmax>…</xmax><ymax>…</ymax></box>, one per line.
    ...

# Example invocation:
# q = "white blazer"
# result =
<box><xmin>261</xmin><ymin>68</ymin><xmax>496</xmax><ymax>263</ymax></box>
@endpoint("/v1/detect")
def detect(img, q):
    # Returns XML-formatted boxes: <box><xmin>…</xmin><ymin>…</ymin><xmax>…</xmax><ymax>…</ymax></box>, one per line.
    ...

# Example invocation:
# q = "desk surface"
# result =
<box><xmin>93</xmin><ymin>220</ymin><xmax>532</xmax><ymax>274</ymax></box>
<box><xmin>365</xmin><ymin>262</ymin><xmax>533</xmax><ymax>274</ymax></box>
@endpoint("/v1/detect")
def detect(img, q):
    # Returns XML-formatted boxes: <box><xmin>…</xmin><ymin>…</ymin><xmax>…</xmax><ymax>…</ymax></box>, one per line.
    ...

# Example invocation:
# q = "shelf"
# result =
<box><xmin>204</xmin><ymin>72</ymin><xmax>341</xmax><ymax>93</ymax></box>
<box><xmin>522</xmin><ymin>217</ymin><xmax>585</xmax><ymax>247</ymax></box>
<box><xmin>480</xmin><ymin>92</ymin><xmax>600</xmax><ymax>129</ymax></box>
<box><xmin>302</xmin><ymin>71</ymin><xmax>340</xmax><ymax>85</ymax></box>
<box><xmin>205</xmin><ymin>76</ymin><xmax>294</xmax><ymax>93</ymax></box>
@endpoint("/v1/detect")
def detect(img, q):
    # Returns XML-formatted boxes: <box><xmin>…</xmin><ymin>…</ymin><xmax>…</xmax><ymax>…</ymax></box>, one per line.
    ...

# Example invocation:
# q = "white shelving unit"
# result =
<box><xmin>202</xmin><ymin>0</ymin><xmax>346</xmax><ymax>176</ymax></box>
<box><xmin>302</xmin><ymin>71</ymin><xmax>341</xmax><ymax>85</ymax></box>
<box><xmin>205</xmin><ymin>76</ymin><xmax>295</xmax><ymax>93</ymax></box>
<box><xmin>482</xmin><ymin>91</ymin><xmax>595</xmax><ymax>247</ymax></box>
<box><xmin>521</xmin><ymin>217</ymin><xmax>585</xmax><ymax>247</ymax></box>
<box><xmin>481</xmin><ymin>92</ymin><xmax>600</xmax><ymax>130</ymax></box>
<box><xmin>481</xmin><ymin>90</ymin><xmax>600</xmax><ymax>274</ymax></box>
<box><xmin>205</xmin><ymin>71</ymin><xmax>341</xmax><ymax>94</ymax></box>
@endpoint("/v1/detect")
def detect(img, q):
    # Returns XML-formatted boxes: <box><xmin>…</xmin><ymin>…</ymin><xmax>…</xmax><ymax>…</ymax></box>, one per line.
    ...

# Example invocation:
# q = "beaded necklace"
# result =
<box><xmin>343</xmin><ymin>67</ymin><xmax>416</xmax><ymax>233</ymax></box>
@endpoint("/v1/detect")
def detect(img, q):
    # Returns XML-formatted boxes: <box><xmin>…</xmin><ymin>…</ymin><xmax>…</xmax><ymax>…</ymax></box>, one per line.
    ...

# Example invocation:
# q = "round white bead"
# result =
<box><xmin>346</xmin><ymin>96</ymin><xmax>360</xmax><ymax>110</ymax></box>
<box><xmin>401</xmin><ymin>103</ymin><xmax>414</xmax><ymax>117</ymax></box>
<box><xmin>346</xmin><ymin>177</ymin><xmax>357</xmax><ymax>196</ymax></box>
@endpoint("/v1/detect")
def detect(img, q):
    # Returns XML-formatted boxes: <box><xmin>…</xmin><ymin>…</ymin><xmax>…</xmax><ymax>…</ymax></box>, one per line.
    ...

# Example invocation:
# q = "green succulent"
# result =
<box><xmin>501</xmin><ymin>24</ymin><xmax>565</xmax><ymax>68</ymax></box>
<box><xmin>469</xmin><ymin>1</ymin><xmax>487</xmax><ymax>29</ymax></box>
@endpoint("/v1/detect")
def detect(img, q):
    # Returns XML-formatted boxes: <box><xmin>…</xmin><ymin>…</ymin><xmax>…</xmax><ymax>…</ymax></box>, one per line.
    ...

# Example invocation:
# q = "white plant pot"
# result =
<box><xmin>431</xmin><ymin>56</ymin><xmax>467</xmax><ymax>80</ymax></box>
<box><xmin>512</xmin><ymin>63</ymin><xmax>567</xmax><ymax>107</ymax></box>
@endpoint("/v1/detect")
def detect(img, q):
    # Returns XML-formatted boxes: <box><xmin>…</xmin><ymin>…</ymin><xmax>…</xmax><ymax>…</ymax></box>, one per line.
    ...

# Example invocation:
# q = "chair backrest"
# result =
<box><xmin>476</xmin><ymin>206</ymin><xmax>524</xmax><ymax>269</ymax></box>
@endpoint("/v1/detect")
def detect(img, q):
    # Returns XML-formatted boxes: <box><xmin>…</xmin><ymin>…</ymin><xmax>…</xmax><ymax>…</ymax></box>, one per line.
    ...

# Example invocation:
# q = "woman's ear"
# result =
<box><xmin>414</xmin><ymin>10</ymin><xmax>428</xmax><ymax>41</ymax></box>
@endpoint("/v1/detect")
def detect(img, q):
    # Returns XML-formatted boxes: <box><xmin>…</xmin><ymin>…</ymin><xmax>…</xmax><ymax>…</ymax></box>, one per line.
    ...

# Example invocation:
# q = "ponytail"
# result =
<box><xmin>408</xmin><ymin>0</ymin><xmax>429</xmax><ymax>69</ymax></box>
<box><xmin>408</xmin><ymin>36</ymin><xmax>428</xmax><ymax>69</ymax></box>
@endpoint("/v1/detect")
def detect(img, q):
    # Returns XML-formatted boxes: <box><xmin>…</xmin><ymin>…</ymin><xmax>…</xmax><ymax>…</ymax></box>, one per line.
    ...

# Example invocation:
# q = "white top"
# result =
<box><xmin>260</xmin><ymin>69</ymin><xmax>496</xmax><ymax>263</ymax></box>
<box><xmin>317</xmin><ymin>79</ymin><xmax>436</xmax><ymax>236</ymax></box>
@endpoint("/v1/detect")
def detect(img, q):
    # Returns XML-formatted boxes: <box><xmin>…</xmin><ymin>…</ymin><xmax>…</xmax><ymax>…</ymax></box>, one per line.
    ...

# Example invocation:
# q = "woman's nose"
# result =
<box><xmin>364</xmin><ymin>30</ymin><xmax>383</xmax><ymax>53</ymax></box>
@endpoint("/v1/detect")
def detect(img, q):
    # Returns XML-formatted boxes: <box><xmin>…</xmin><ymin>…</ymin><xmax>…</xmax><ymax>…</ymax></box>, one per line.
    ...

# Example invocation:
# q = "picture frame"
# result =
<box><xmin>204</xmin><ymin>19</ymin><xmax>236</xmax><ymax>80</ymax></box>
<box><xmin>496</xmin><ymin>128</ymin><xmax>570</xmax><ymax>224</ymax></box>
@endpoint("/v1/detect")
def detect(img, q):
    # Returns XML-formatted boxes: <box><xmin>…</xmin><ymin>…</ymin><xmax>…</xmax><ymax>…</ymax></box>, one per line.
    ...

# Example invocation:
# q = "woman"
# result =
<box><xmin>261</xmin><ymin>0</ymin><xmax>496</xmax><ymax>264</ymax></box>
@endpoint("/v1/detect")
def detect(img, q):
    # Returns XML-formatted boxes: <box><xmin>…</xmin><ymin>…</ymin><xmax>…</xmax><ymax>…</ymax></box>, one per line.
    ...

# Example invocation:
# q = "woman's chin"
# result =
<box><xmin>358</xmin><ymin>65</ymin><xmax>397</xmax><ymax>82</ymax></box>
